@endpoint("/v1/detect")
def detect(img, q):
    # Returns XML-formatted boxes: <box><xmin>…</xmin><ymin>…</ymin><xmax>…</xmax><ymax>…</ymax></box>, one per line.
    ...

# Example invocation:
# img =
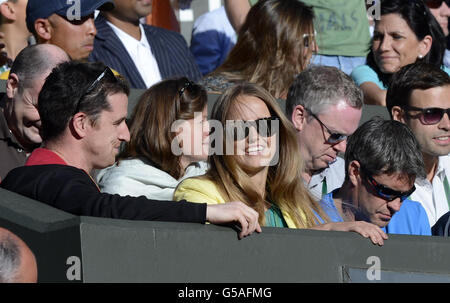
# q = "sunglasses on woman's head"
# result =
<box><xmin>227</xmin><ymin>117</ymin><xmax>279</xmax><ymax>141</ymax></box>
<box><xmin>363</xmin><ymin>171</ymin><xmax>416</xmax><ymax>202</ymax></box>
<box><xmin>405</xmin><ymin>105</ymin><xmax>450</xmax><ymax>125</ymax></box>
<box><xmin>425</xmin><ymin>0</ymin><xmax>450</xmax><ymax>9</ymax></box>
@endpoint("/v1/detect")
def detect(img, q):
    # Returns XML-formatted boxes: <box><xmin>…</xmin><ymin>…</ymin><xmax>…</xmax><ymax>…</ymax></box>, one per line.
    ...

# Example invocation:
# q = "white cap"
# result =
<box><xmin>0</xmin><ymin>0</ymin><xmax>8</xmax><ymax>4</ymax></box>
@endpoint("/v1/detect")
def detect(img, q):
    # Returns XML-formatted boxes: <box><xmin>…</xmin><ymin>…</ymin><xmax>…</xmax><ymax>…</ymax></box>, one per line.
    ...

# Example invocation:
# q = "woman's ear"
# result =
<box><xmin>418</xmin><ymin>35</ymin><xmax>432</xmax><ymax>59</ymax></box>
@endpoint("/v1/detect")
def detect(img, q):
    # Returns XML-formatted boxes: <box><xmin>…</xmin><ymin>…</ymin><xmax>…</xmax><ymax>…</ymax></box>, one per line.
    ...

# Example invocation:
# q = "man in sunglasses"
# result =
<box><xmin>0</xmin><ymin>61</ymin><xmax>261</xmax><ymax>239</ymax></box>
<box><xmin>425</xmin><ymin>0</ymin><xmax>450</xmax><ymax>68</ymax></box>
<box><xmin>286</xmin><ymin>66</ymin><xmax>363</xmax><ymax>200</ymax></box>
<box><xmin>387</xmin><ymin>62</ymin><xmax>450</xmax><ymax>227</ymax></box>
<box><xmin>319</xmin><ymin>118</ymin><xmax>430</xmax><ymax>235</ymax></box>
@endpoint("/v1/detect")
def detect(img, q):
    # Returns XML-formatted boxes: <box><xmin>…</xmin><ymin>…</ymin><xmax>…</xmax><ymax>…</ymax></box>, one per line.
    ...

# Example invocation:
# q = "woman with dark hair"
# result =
<box><xmin>96</xmin><ymin>77</ymin><xmax>210</xmax><ymax>200</ymax></box>
<box><xmin>351</xmin><ymin>0</ymin><xmax>449</xmax><ymax>106</ymax></box>
<box><xmin>200</xmin><ymin>0</ymin><xmax>317</xmax><ymax>99</ymax></box>
<box><xmin>174</xmin><ymin>83</ymin><xmax>387</xmax><ymax>245</ymax></box>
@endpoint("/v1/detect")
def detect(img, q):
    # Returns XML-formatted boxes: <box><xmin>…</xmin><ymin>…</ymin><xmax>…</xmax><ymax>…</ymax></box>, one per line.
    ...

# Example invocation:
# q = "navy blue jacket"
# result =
<box><xmin>89</xmin><ymin>14</ymin><xmax>202</xmax><ymax>89</ymax></box>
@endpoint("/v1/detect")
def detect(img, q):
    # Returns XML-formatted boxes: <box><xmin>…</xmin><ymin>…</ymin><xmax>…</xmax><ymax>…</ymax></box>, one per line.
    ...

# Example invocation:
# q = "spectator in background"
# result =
<box><xmin>0</xmin><ymin>227</ymin><xmax>37</xmax><ymax>283</ymax></box>
<box><xmin>25</xmin><ymin>0</ymin><xmax>114</xmax><ymax>61</ymax></box>
<box><xmin>90</xmin><ymin>0</ymin><xmax>201</xmax><ymax>89</ymax></box>
<box><xmin>97</xmin><ymin>78</ymin><xmax>209</xmax><ymax>201</ymax></box>
<box><xmin>285</xmin><ymin>66</ymin><xmax>363</xmax><ymax>200</ymax></box>
<box><xmin>224</xmin><ymin>0</ymin><xmax>370</xmax><ymax>76</ymax></box>
<box><xmin>190</xmin><ymin>6</ymin><xmax>237</xmax><ymax>76</ymax></box>
<box><xmin>175</xmin><ymin>83</ymin><xmax>387</xmax><ymax>245</ymax></box>
<box><xmin>351</xmin><ymin>0</ymin><xmax>448</xmax><ymax>106</ymax></box>
<box><xmin>387</xmin><ymin>62</ymin><xmax>450</xmax><ymax>227</ymax></box>
<box><xmin>0</xmin><ymin>0</ymin><xmax>30</xmax><ymax>75</ymax></box>
<box><xmin>1</xmin><ymin>61</ymin><xmax>261</xmax><ymax>239</ymax></box>
<box><xmin>319</xmin><ymin>118</ymin><xmax>430</xmax><ymax>236</ymax></box>
<box><xmin>425</xmin><ymin>0</ymin><xmax>450</xmax><ymax>68</ymax></box>
<box><xmin>0</xmin><ymin>44</ymin><xmax>69</xmax><ymax>181</ymax></box>
<box><xmin>200</xmin><ymin>0</ymin><xmax>317</xmax><ymax>99</ymax></box>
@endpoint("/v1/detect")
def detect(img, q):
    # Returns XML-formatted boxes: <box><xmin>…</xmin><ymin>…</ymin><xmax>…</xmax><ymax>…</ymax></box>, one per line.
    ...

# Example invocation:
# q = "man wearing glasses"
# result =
<box><xmin>286</xmin><ymin>66</ymin><xmax>363</xmax><ymax>200</ymax></box>
<box><xmin>0</xmin><ymin>61</ymin><xmax>261</xmax><ymax>239</ymax></box>
<box><xmin>387</xmin><ymin>62</ymin><xmax>450</xmax><ymax>227</ymax></box>
<box><xmin>319</xmin><ymin>118</ymin><xmax>430</xmax><ymax>235</ymax></box>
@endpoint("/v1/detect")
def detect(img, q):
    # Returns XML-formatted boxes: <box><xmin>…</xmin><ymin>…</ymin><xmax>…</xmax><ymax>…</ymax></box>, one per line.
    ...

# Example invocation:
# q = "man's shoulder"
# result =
<box><xmin>142</xmin><ymin>24</ymin><xmax>185</xmax><ymax>41</ymax></box>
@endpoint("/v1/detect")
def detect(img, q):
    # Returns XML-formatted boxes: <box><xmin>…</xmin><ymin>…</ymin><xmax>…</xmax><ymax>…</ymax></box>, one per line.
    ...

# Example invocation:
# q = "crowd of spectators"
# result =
<box><xmin>0</xmin><ymin>0</ymin><xmax>449</xmax><ymax>282</ymax></box>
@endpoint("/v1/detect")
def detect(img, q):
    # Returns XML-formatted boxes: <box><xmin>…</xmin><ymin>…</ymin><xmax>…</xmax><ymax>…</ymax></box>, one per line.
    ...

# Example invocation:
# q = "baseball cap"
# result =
<box><xmin>26</xmin><ymin>0</ymin><xmax>114</xmax><ymax>33</ymax></box>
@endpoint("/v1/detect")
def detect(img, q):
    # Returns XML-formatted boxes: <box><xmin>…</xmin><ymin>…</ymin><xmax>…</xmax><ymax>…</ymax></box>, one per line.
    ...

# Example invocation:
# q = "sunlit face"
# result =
<box><xmin>227</xmin><ymin>95</ymin><xmax>278</xmax><ymax>175</ymax></box>
<box><xmin>372</xmin><ymin>13</ymin><xmax>429</xmax><ymax>74</ymax></box>
<box><xmin>402</xmin><ymin>86</ymin><xmax>450</xmax><ymax>157</ymax></box>
<box><xmin>356</xmin><ymin>170</ymin><xmax>414</xmax><ymax>228</ymax></box>
<box><xmin>14</xmin><ymin>0</ymin><xmax>31</xmax><ymax>38</ymax></box>
<box><xmin>109</xmin><ymin>0</ymin><xmax>153</xmax><ymax>21</ymax></box>
<box><xmin>86</xmin><ymin>93</ymin><xmax>130</xmax><ymax>169</ymax></box>
<box><xmin>47</xmin><ymin>14</ymin><xmax>97</xmax><ymax>60</ymax></box>
<box><xmin>7</xmin><ymin>77</ymin><xmax>46</xmax><ymax>151</ymax></box>
<box><xmin>296</xmin><ymin>102</ymin><xmax>362</xmax><ymax>173</ymax></box>
<box><xmin>178</xmin><ymin>106</ymin><xmax>210</xmax><ymax>167</ymax></box>
<box><xmin>428</xmin><ymin>1</ymin><xmax>450</xmax><ymax>36</ymax></box>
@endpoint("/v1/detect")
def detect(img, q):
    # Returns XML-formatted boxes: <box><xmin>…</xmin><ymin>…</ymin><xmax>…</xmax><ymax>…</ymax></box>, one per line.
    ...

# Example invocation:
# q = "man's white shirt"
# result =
<box><xmin>308</xmin><ymin>157</ymin><xmax>346</xmax><ymax>201</ymax></box>
<box><xmin>107</xmin><ymin>21</ymin><xmax>162</xmax><ymax>88</ymax></box>
<box><xmin>411</xmin><ymin>155</ymin><xmax>450</xmax><ymax>227</ymax></box>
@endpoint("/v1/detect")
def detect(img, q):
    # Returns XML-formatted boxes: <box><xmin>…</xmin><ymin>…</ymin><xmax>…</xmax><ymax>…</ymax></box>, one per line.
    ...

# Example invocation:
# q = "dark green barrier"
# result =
<box><xmin>1</xmin><ymin>187</ymin><xmax>450</xmax><ymax>283</ymax></box>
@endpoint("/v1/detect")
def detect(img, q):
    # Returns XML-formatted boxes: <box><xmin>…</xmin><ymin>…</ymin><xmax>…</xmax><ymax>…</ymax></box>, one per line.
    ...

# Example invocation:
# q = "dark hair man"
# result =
<box><xmin>319</xmin><ymin>118</ymin><xmax>431</xmax><ymax>236</ymax></box>
<box><xmin>286</xmin><ymin>66</ymin><xmax>363</xmax><ymax>200</ymax></box>
<box><xmin>0</xmin><ymin>61</ymin><xmax>261</xmax><ymax>239</ymax></box>
<box><xmin>387</xmin><ymin>62</ymin><xmax>450</xmax><ymax>227</ymax></box>
<box><xmin>0</xmin><ymin>44</ymin><xmax>69</xmax><ymax>180</ymax></box>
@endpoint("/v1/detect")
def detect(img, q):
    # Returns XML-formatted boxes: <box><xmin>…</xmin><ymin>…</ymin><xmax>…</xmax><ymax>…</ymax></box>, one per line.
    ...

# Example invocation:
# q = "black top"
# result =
<box><xmin>0</xmin><ymin>110</ymin><xmax>27</xmax><ymax>181</ymax></box>
<box><xmin>432</xmin><ymin>211</ymin><xmax>450</xmax><ymax>237</ymax></box>
<box><xmin>0</xmin><ymin>164</ymin><xmax>207</xmax><ymax>223</ymax></box>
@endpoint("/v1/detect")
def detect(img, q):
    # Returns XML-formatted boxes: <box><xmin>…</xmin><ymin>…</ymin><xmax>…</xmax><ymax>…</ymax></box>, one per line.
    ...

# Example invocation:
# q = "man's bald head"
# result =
<box><xmin>0</xmin><ymin>228</ymin><xmax>37</xmax><ymax>283</ymax></box>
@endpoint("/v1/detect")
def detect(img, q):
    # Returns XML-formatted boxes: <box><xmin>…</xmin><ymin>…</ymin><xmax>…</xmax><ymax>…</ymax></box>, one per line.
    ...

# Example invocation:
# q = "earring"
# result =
<box><xmin>418</xmin><ymin>54</ymin><xmax>423</xmax><ymax>59</ymax></box>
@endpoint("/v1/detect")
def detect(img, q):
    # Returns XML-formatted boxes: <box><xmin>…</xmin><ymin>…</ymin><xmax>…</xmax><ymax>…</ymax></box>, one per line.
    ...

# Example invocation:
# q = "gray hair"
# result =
<box><xmin>0</xmin><ymin>234</ymin><xmax>20</xmax><ymax>283</ymax></box>
<box><xmin>345</xmin><ymin>118</ymin><xmax>426</xmax><ymax>182</ymax></box>
<box><xmin>286</xmin><ymin>65</ymin><xmax>363</xmax><ymax>118</ymax></box>
<box><xmin>9</xmin><ymin>44</ymin><xmax>68</xmax><ymax>94</ymax></box>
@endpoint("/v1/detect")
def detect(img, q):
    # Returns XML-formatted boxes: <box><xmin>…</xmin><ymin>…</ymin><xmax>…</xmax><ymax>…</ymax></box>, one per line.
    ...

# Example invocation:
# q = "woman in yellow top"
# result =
<box><xmin>174</xmin><ymin>83</ymin><xmax>388</xmax><ymax>245</ymax></box>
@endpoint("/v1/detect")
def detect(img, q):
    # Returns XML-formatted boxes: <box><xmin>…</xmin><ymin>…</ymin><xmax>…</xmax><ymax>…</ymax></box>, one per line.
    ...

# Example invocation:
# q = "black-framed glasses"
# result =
<box><xmin>363</xmin><ymin>171</ymin><xmax>416</xmax><ymax>202</ymax></box>
<box><xmin>227</xmin><ymin>117</ymin><xmax>280</xmax><ymax>141</ymax></box>
<box><xmin>425</xmin><ymin>0</ymin><xmax>450</xmax><ymax>9</ymax></box>
<box><xmin>73</xmin><ymin>67</ymin><xmax>116</xmax><ymax>115</ymax></box>
<box><xmin>306</xmin><ymin>110</ymin><xmax>347</xmax><ymax>144</ymax></box>
<box><xmin>405</xmin><ymin>105</ymin><xmax>450</xmax><ymax>125</ymax></box>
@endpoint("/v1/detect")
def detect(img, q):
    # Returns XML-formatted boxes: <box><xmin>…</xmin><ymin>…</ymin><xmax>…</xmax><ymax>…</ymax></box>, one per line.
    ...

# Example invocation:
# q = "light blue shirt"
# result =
<box><xmin>320</xmin><ymin>190</ymin><xmax>431</xmax><ymax>236</ymax></box>
<box><xmin>351</xmin><ymin>64</ymin><xmax>450</xmax><ymax>90</ymax></box>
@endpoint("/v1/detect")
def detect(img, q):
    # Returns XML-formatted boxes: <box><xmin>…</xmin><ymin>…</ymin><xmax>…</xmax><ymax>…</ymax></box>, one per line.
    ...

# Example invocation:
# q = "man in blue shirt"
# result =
<box><xmin>320</xmin><ymin>118</ymin><xmax>431</xmax><ymax>236</ymax></box>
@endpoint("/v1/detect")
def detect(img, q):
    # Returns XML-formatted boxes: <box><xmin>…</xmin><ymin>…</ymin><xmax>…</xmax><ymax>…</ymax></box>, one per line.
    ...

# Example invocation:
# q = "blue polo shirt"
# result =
<box><xmin>320</xmin><ymin>190</ymin><xmax>431</xmax><ymax>236</ymax></box>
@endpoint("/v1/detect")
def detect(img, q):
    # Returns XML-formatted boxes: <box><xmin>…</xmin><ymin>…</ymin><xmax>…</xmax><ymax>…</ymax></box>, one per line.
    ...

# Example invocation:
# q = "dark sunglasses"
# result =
<box><xmin>73</xmin><ymin>67</ymin><xmax>116</xmax><ymax>115</ymax></box>
<box><xmin>364</xmin><ymin>172</ymin><xmax>416</xmax><ymax>202</ymax></box>
<box><xmin>307</xmin><ymin>110</ymin><xmax>347</xmax><ymax>144</ymax></box>
<box><xmin>405</xmin><ymin>105</ymin><xmax>450</xmax><ymax>125</ymax></box>
<box><xmin>227</xmin><ymin>117</ymin><xmax>279</xmax><ymax>141</ymax></box>
<box><xmin>425</xmin><ymin>0</ymin><xmax>450</xmax><ymax>9</ymax></box>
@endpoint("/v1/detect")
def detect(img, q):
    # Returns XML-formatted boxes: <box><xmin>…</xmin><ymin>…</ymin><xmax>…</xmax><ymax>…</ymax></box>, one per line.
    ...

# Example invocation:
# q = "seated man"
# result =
<box><xmin>320</xmin><ymin>118</ymin><xmax>431</xmax><ymax>236</ymax></box>
<box><xmin>286</xmin><ymin>66</ymin><xmax>363</xmax><ymax>200</ymax></box>
<box><xmin>0</xmin><ymin>227</ymin><xmax>37</xmax><ymax>283</ymax></box>
<box><xmin>0</xmin><ymin>61</ymin><xmax>260</xmax><ymax>239</ymax></box>
<box><xmin>386</xmin><ymin>62</ymin><xmax>450</xmax><ymax>226</ymax></box>
<box><xmin>0</xmin><ymin>44</ymin><xmax>69</xmax><ymax>180</ymax></box>
<box><xmin>25</xmin><ymin>0</ymin><xmax>114</xmax><ymax>61</ymax></box>
<box><xmin>89</xmin><ymin>0</ymin><xmax>201</xmax><ymax>89</ymax></box>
